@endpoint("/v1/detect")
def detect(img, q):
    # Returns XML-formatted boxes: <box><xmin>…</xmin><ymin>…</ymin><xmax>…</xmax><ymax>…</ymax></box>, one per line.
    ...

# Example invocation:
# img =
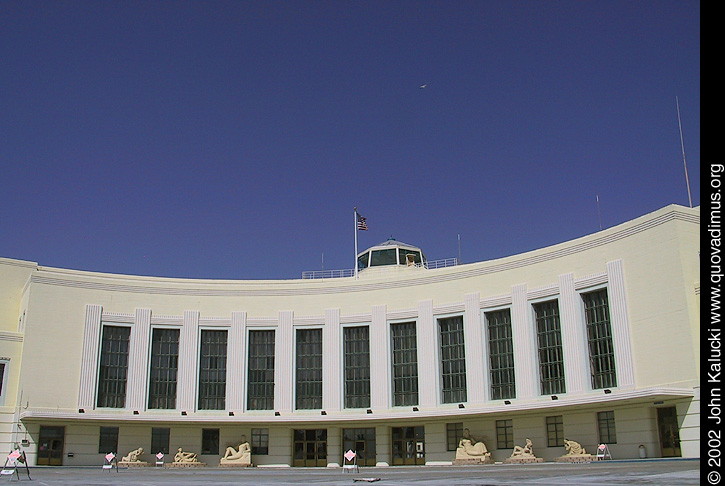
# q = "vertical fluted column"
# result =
<box><xmin>463</xmin><ymin>292</ymin><xmax>485</xmax><ymax>404</ymax></box>
<box><xmin>417</xmin><ymin>299</ymin><xmax>437</xmax><ymax>407</ymax></box>
<box><xmin>558</xmin><ymin>273</ymin><xmax>587</xmax><ymax>394</ymax></box>
<box><xmin>511</xmin><ymin>284</ymin><xmax>536</xmax><ymax>399</ymax></box>
<box><xmin>177</xmin><ymin>310</ymin><xmax>200</xmax><ymax>412</ymax></box>
<box><xmin>323</xmin><ymin>308</ymin><xmax>341</xmax><ymax>412</ymax></box>
<box><xmin>227</xmin><ymin>311</ymin><xmax>247</xmax><ymax>411</ymax></box>
<box><xmin>127</xmin><ymin>308</ymin><xmax>151</xmax><ymax>411</ymax></box>
<box><xmin>275</xmin><ymin>311</ymin><xmax>294</xmax><ymax>413</ymax></box>
<box><xmin>370</xmin><ymin>305</ymin><xmax>390</xmax><ymax>410</ymax></box>
<box><xmin>606</xmin><ymin>260</ymin><xmax>635</xmax><ymax>388</ymax></box>
<box><xmin>78</xmin><ymin>304</ymin><xmax>102</xmax><ymax>410</ymax></box>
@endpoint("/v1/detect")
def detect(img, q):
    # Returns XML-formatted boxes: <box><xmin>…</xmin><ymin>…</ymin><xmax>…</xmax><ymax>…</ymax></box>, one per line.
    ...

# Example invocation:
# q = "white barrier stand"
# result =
<box><xmin>103</xmin><ymin>452</ymin><xmax>118</xmax><ymax>472</ymax></box>
<box><xmin>1</xmin><ymin>450</ymin><xmax>31</xmax><ymax>480</ymax></box>
<box><xmin>155</xmin><ymin>452</ymin><xmax>165</xmax><ymax>467</ymax></box>
<box><xmin>596</xmin><ymin>444</ymin><xmax>612</xmax><ymax>460</ymax></box>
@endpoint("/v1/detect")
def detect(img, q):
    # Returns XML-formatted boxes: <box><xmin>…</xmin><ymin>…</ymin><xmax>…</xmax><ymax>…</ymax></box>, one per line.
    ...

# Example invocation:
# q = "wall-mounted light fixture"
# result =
<box><xmin>228</xmin><ymin>411</ymin><xmax>234</xmax><ymax>416</ymax></box>
<box><xmin>412</xmin><ymin>407</ymin><xmax>419</xmax><ymax>412</ymax></box>
<box><xmin>504</xmin><ymin>400</ymin><xmax>511</xmax><ymax>405</ymax></box>
<box><xmin>603</xmin><ymin>389</ymin><xmax>612</xmax><ymax>394</ymax></box>
<box><xmin>181</xmin><ymin>411</ymin><xmax>187</xmax><ymax>416</ymax></box>
<box><xmin>133</xmin><ymin>410</ymin><xmax>139</xmax><ymax>415</ymax></box>
<box><xmin>274</xmin><ymin>411</ymin><xmax>281</xmax><ymax>416</ymax></box>
<box><xmin>551</xmin><ymin>395</ymin><xmax>558</xmax><ymax>401</ymax></box>
<box><xmin>458</xmin><ymin>403</ymin><xmax>465</xmax><ymax>409</ymax></box>
<box><xmin>78</xmin><ymin>409</ymin><xmax>85</xmax><ymax>413</ymax></box>
<box><xmin>321</xmin><ymin>411</ymin><xmax>327</xmax><ymax>416</ymax></box>
<box><xmin>366</xmin><ymin>409</ymin><xmax>373</xmax><ymax>414</ymax></box>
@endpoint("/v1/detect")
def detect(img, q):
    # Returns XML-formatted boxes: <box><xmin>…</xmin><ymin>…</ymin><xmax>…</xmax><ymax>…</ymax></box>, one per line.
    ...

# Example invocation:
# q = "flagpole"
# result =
<box><xmin>354</xmin><ymin>207</ymin><xmax>359</xmax><ymax>279</ymax></box>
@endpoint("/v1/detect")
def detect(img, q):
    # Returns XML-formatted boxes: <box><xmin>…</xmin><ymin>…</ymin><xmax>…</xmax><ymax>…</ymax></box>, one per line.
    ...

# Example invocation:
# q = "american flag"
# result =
<box><xmin>357</xmin><ymin>214</ymin><xmax>368</xmax><ymax>231</ymax></box>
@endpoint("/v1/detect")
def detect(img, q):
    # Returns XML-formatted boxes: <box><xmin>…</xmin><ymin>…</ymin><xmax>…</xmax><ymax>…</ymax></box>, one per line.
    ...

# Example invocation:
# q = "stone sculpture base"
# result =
<box><xmin>453</xmin><ymin>457</ymin><xmax>494</xmax><ymax>465</ymax></box>
<box><xmin>219</xmin><ymin>462</ymin><xmax>253</xmax><ymax>467</ymax></box>
<box><xmin>503</xmin><ymin>456</ymin><xmax>544</xmax><ymax>464</ymax></box>
<box><xmin>555</xmin><ymin>454</ymin><xmax>594</xmax><ymax>463</ymax></box>
<box><xmin>118</xmin><ymin>461</ymin><xmax>152</xmax><ymax>467</ymax></box>
<box><xmin>165</xmin><ymin>462</ymin><xmax>208</xmax><ymax>468</ymax></box>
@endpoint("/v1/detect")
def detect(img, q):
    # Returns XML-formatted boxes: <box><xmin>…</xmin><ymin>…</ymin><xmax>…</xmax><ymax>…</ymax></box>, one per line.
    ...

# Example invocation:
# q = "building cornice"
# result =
<box><xmin>18</xmin><ymin>386</ymin><xmax>695</xmax><ymax>425</ymax></box>
<box><xmin>22</xmin><ymin>204</ymin><xmax>699</xmax><ymax>297</ymax></box>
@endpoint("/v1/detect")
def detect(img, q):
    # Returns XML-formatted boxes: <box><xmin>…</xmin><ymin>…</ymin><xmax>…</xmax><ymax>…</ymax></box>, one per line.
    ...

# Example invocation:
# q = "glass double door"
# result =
<box><xmin>391</xmin><ymin>426</ymin><xmax>425</xmax><ymax>465</ymax></box>
<box><xmin>293</xmin><ymin>429</ymin><xmax>327</xmax><ymax>467</ymax></box>
<box><xmin>657</xmin><ymin>407</ymin><xmax>682</xmax><ymax>457</ymax></box>
<box><xmin>37</xmin><ymin>426</ymin><xmax>65</xmax><ymax>466</ymax></box>
<box><xmin>342</xmin><ymin>428</ymin><xmax>376</xmax><ymax>466</ymax></box>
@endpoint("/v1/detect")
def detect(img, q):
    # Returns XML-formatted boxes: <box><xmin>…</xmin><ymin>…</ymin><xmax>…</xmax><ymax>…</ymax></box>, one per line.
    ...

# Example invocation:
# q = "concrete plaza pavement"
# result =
<box><xmin>6</xmin><ymin>459</ymin><xmax>700</xmax><ymax>486</ymax></box>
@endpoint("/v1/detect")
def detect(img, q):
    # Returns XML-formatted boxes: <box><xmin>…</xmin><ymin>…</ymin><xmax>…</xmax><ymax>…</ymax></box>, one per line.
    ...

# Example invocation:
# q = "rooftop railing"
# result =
<box><xmin>302</xmin><ymin>257</ymin><xmax>458</xmax><ymax>279</ymax></box>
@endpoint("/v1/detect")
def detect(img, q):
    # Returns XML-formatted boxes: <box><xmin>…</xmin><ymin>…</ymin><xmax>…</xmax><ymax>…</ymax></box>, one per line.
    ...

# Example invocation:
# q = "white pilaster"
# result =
<box><xmin>226</xmin><ymin>311</ymin><xmax>247</xmax><ymax>411</ymax></box>
<box><xmin>370</xmin><ymin>305</ymin><xmax>390</xmax><ymax>410</ymax></box>
<box><xmin>463</xmin><ymin>293</ymin><xmax>485</xmax><ymax>404</ymax></box>
<box><xmin>78</xmin><ymin>304</ymin><xmax>102</xmax><ymax>410</ymax></box>
<box><xmin>126</xmin><ymin>308</ymin><xmax>151</xmax><ymax>411</ymax></box>
<box><xmin>417</xmin><ymin>299</ymin><xmax>437</xmax><ymax>407</ymax></box>
<box><xmin>323</xmin><ymin>308</ymin><xmax>341</xmax><ymax>412</ymax></box>
<box><xmin>275</xmin><ymin>311</ymin><xmax>294</xmax><ymax>413</ymax></box>
<box><xmin>511</xmin><ymin>284</ymin><xmax>536</xmax><ymax>399</ymax></box>
<box><xmin>606</xmin><ymin>259</ymin><xmax>635</xmax><ymax>388</ymax></box>
<box><xmin>178</xmin><ymin>310</ymin><xmax>199</xmax><ymax>412</ymax></box>
<box><xmin>558</xmin><ymin>273</ymin><xmax>587</xmax><ymax>394</ymax></box>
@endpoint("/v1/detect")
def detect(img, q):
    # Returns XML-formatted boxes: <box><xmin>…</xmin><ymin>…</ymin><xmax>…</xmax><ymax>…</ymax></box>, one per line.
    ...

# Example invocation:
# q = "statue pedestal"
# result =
<box><xmin>219</xmin><ymin>461</ymin><xmax>253</xmax><ymax>467</ymax></box>
<box><xmin>555</xmin><ymin>454</ymin><xmax>594</xmax><ymax>463</ymax></box>
<box><xmin>118</xmin><ymin>461</ymin><xmax>152</xmax><ymax>467</ymax></box>
<box><xmin>165</xmin><ymin>462</ymin><xmax>207</xmax><ymax>468</ymax></box>
<box><xmin>503</xmin><ymin>456</ymin><xmax>544</xmax><ymax>464</ymax></box>
<box><xmin>453</xmin><ymin>456</ymin><xmax>494</xmax><ymax>465</ymax></box>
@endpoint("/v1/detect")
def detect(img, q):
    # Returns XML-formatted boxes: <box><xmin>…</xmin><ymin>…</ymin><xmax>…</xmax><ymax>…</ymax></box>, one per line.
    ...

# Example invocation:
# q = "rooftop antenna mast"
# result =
<box><xmin>596</xmin><ymin>194</ymin><xmax>603</xmax><ymax>230</ymax></box>
<box><xmin>676</xmin><ymin>96</ymin><xmax>693</xmax><ymax>208</ymax></box>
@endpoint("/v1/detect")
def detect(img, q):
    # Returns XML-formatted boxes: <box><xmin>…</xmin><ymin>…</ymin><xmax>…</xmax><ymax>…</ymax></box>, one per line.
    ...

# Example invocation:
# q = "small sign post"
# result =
<box><xmin>155</xmin><ymin>452</ymin><xmax>164</xmax><ymax>467</ymax></box>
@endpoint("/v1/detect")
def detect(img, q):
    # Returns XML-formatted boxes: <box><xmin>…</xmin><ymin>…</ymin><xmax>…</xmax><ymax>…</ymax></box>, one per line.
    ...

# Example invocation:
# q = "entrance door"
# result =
<box><xmin>293</xmin><ymin>429</ymin><xmax>327</xmax><ymax>467</ymax></box>
<box><xmin>657</xmin><ymin>407</ymin><xmax>682</xmax><ymax>457</ymax></box>
<box><xmin>391</xmin><ymin>426</ymin><xmax>424</xmax><ymax>465</ymax></box>
<box><xmin>37</xmin><ymin>426</ymin><xmax>65</xmax><ymax>466</ymax></box>
<box><xmin>342</xmin><ymin>428</ymin><xmax>376</xmax><ymax>466</ymax></box>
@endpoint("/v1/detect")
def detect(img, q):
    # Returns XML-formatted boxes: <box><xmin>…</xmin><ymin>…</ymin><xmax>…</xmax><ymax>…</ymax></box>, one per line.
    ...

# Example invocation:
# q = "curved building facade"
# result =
<box><xmin>0</xmin><ymin>204</ymin><xmax>700</xmax><ymax>466</ymax></box>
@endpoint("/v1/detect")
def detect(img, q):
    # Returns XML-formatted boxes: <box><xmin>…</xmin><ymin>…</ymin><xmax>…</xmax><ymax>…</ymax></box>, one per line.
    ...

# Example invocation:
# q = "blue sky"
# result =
<box><xmin>1</xmin><ymin>1</ymin><xmax>700</xmax><ymax>279</ymax></box>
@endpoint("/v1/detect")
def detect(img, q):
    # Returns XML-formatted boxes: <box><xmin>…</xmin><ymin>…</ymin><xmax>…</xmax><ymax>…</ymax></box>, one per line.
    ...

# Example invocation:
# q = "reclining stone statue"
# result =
<box><xmin>220</xmin><ymin>437</ymin><xmax>252</xmax><ymax>466</ymax></box>
<box><xmin>120</xmin><ymin>447</ymin><xmax>144</xmax><ymax>463</ymax></box>
<box><xmin>174</xmin><ymin>447</ymin><xmax>200</xmax><ymax>463</ymax></box>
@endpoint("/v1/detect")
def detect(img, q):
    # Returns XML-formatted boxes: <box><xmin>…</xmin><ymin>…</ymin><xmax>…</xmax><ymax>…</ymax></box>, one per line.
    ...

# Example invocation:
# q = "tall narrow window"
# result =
<box><xmin>486</xmin><ymin>309</ymin><xmax>516</xmax><ymax>400</ymax></box>
<box><xmin>151</xmin><ymin>427</ymin><xmax>170</xmax><ymax>455</ymax></box>
<box><xmin>446</xmin><ymin>423</ymin><xmax>463</xmax><ymax>451</ymax></box>
<box><xmin>496</xmin><ymin>419</ymin><xmax>514</xmax><ymax>449</ymax></box>
<box><xmin>344</xmin><ymin>326</ymin><xmax>371</xmax><ymax>409</ymax></box>
<box><xmin>534</xmin><ymin>300</ymin><xmax>566</xmax><ymax>395</ymax></box>
<box><xmin>148</xmin><ymin>328</ymin><xmax>179</xmax><ymax>409</ymax></box>
<box><xmin>201</xmin><ymin>428</ymin><xmax>220</xmax><ymax>455</ymax></box>
<box><xmin>251</xmin><ymin>428</ymin><xmax>269</xmax><ymax>455</ymax></box>
<box><xmin>98</xmin><ymin>426</ymin><xmax>119</xmax><ymax>454</ymax></box>
<box><xmin>97</xmin><ymin>325</ymin><xmax>131</xmax><ymax>408</ymax></box>
<box><xmin>438</xmin><ymin>316</ymin><xmax>467</xmax><ymax>403</ymax></box>
<box><xmin>198</xmin><ymin>329</ymin><xmax>227</xmax><ymax>410</ymax></box>
<box><xmin>247</xmin><ymin>330</ymin><xmax>275</xmax><ymax>410</ymax></box>
<box><xmin>295</xmin><ymin>328</ymin><xmax>322</xmax><ymax>409</ymax></box>
<box><xmin>546</xmin><ymin>415</ymin><xmax>564</xmax><ymax>447</ymax></box>
<box><xmin>597</xmin><ymin>411</ymin><xmax>617</xmax><ymax>444</ymax></box>
<box><xmin>390</xmin><ymin>321</ymin><xmax>419</xmax><ymax>406</ymax></box>
<box><xmin>582</xmin><ymin>289</ymin><xmax>617</xmax><ymax>389</ymax></box>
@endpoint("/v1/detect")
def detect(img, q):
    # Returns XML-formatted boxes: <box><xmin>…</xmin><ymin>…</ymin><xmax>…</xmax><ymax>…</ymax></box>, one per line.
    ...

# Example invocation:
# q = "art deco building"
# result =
<box><xmin>0</xmin><ymin>204</ymin><xmax>699</xmax><ymax>466</ymax></box>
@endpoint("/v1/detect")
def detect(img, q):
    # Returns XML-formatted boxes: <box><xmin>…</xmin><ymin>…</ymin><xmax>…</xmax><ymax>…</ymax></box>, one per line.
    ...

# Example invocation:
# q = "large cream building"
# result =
<box><xmin>0</xmin><ymin>204</ymin><xmax>700</xmax><ymax>467</ymax></box>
